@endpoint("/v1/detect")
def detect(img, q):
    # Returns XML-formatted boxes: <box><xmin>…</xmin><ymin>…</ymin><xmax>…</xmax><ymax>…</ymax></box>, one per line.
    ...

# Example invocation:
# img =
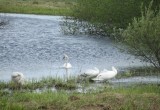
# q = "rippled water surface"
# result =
<box><xmin>0</xmin><ymin>13</ymin><xmax>145</xmax><ymax>81</ymax></box>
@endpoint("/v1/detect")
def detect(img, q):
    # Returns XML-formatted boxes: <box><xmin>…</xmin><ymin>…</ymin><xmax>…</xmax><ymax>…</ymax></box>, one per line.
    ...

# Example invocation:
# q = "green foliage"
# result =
<box><xmin>121</xmin><ymin>2</ymin><xmax>160</xmax><ymax>68</ymax></box>
<box><xmin>74</xmin><ymin>0</ymin><xmax>139</xmax><ymax>27</ymax></box>
<box><xmin>72</xmin><ymin>0</ymin><xmax>160</xmax><ymax>35</ymax></box>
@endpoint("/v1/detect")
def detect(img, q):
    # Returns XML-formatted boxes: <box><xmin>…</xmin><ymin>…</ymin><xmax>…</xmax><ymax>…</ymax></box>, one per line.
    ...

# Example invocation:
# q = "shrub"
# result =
<box><xmin>121</xmin><ymin>2</ymin><xmax>160</xmax><ymax>68</ymax></box>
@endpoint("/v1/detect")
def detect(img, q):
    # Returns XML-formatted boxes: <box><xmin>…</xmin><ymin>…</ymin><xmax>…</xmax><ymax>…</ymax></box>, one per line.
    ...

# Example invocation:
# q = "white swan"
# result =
<box><xmin>82</xmin><ymin>67</ymin><xmax>100</xmax><ymax>78</ymax></box>
<box><xmin>62</xmin><ymin>54</ymin><xmax>72</xmax><ymax>79</ymax></box>
<box><xmin>92</xmin><ymin>66</ymin><xmax>117</xmax><ymax>81</ymax></box>
<box><xmin>11</xmin><ymin>72</ymin><xmax>25</xmax><ymax>85</ymax></box>
<box><xmin>62</xmin><ymin>54</ymin><xmax>72</xmax><ymax>68</ymax></box>
<box><xmin>62</xmin><ymin>63</ymin><xmax>72</xmax><ymax>69</ymax></box>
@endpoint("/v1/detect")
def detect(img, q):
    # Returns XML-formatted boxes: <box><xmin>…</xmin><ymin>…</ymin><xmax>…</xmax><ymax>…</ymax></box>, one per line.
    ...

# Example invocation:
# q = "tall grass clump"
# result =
<box><xmin>120</xmin><ymin>1</ymin><xmax>160</xmax><ymax>68</ymax></box>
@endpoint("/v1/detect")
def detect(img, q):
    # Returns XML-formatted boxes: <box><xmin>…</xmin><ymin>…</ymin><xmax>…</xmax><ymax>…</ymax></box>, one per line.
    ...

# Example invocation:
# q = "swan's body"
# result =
<box><xmin>82</xmin><ymin>67</ymin><xmax>100</xmax><ymax>78</ymax></box>
<box><xmin>92</xmin><ymin>66</ymin><xmax>117</xmax><ymax>81</ymax></box>
<box><xmin>11</xmin><ymin>72</ymin><xmax>25</xmax><ymax>85</ymax></box>
<box><xmin>62</xmin><ymin>62</ymin><xmax>72</xmax><ymax>69</ymax></box>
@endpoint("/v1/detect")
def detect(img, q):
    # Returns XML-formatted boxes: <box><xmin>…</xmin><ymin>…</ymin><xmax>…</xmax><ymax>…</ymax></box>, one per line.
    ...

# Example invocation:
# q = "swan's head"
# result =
<box><xmin>63</xmin><ymin>54</ymin><xmax>69</xmax><ymax>62</ymax></box>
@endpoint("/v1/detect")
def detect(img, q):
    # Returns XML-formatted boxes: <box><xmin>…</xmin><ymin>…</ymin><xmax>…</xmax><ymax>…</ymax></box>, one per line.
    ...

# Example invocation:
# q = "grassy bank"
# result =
<box><xmin>0</xmin><ymin>71</ymin><xmax>160</xmax><ymax>110</ymax></box>
<box><xmin>0</xmin><ymin>84</ymin><xmax>160</xmax><ymax>110</ymax></box>
<box><xmin>0</xmin><ymin>0</ymin><xmax>76</xmax><ymax>16</ymax></box>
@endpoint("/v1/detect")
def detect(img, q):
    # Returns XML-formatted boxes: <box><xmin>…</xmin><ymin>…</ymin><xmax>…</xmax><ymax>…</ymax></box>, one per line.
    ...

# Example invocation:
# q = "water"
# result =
<box><xmin>0</xmin><ymin>13</ymin><xmax>146</xmax><ymax>81</ymax></box>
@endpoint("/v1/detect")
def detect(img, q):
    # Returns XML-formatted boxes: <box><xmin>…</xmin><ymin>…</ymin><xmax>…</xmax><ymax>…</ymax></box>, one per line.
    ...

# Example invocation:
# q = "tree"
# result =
<box><xmin>121</xmin><ymin>2</ymin><xmax>160</xmax><ymax>68</ymax></box>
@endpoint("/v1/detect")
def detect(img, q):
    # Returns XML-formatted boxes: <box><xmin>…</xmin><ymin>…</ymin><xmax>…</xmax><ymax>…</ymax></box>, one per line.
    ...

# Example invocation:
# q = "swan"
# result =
<box><xmin>92</xmin><ymin>66</ymin><xmax>117</xmax><ymax>81</ymax></box>
<box><xmin>62</xmin><ymin>54</ymin><xmax>72</xmax><ymax>79</ymax></box>
<box><xmin>62</xmin><ymin>54</ymin><xmax>72</xmax><ymax>69</ymax></box>
<box><xmin>82</xmin><ymin>67</ymin><xmax>100</xmax><ymax>78</ymax></box>
<box><xmin>62</xmin><ymin>63</ymin><xmax>72</xmax><ymax>69</ymax></box>
<box><xmin>11</xmin><ymin>72</ymin><xmax>25</xmax><ymax>85</ymax></box>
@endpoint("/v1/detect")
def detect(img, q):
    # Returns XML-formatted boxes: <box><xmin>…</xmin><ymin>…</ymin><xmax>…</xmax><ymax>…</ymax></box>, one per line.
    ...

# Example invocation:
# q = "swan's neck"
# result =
<box><xmin>112</xmin><ymin>67</ymin><xmax>117</xmax><ymax>74</ymax></box>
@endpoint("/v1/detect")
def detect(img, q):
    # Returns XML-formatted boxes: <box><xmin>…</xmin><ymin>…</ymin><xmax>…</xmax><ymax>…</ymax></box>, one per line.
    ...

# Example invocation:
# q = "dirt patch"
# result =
<box><xmin>69</xmin><ymin>96</ymin><xmax>80</xmax><ymax>101</ymax></box>
<box><xmin>81</xmin><ymin>104</ymin><xmax>112</xmax><ymax>110</ymax></box>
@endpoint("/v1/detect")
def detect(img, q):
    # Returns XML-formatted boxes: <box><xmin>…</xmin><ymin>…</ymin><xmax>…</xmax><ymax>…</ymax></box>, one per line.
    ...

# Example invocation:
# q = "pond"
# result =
<box><xmin>0</xmin><ymin>13</ymin><xmax>148</xmax><ymax>82</ymax></box>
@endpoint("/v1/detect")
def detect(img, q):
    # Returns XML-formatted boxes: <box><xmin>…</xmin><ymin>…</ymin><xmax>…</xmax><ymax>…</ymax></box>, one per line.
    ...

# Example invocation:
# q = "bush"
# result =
<box><xmin>121</xmin><ymin>2</ymin><xmax>160</xmax><ymax>68</ymax></box>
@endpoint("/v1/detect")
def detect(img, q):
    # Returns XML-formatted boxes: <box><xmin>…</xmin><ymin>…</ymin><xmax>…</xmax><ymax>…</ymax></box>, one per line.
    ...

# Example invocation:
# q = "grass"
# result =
<box><xmin>116</xmin><ymin>67</ymin><xmax>160</xmax><ymax>78</ymax></box>
<box><xmin>0</xmin><ymin>77</ymin><xmax>78</xmax><ymax>91</ymax></box>
<box><xmin>0</xmin><ymin>0</ymin><xmax>76</xmax><ymax>16</ymax></box>
<box><xmin>0</xmin><ymin>70</ymin><xmax>160</xmax><ymax>109</ymax></box>
<box><xmin>0</xmin><ymin>69</ymin><xmax>160</xmax><ymax>109</ymax></box>
<box><xmin>0</xmin><ymin>84</ymin><xmax>160</xmax><ymax>110</ymax></box>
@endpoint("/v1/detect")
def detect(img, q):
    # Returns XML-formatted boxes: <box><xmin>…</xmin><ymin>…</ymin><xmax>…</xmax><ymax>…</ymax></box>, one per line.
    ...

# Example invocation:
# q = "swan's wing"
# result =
<box><xmin>84</xmin><ymin>69</ymin><xmax>93</xmax><ymax>75</ymax></box>
<box><xmin>100</xmin><ymin>71</ymin><xmax>117</xmax><ymax>79</ymax></box>
<box><xmin>67</xmin><ymin>63</ymin><xmax>72</xmax><ymax>68</ymax></box>
<box><xmin>84</xmin><ymin>68</ymin><xmax>99</xmax><ymax>76</ymax></box>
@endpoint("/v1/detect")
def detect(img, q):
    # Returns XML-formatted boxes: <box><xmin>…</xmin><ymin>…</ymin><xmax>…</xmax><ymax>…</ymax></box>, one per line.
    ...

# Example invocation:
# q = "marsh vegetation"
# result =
<box><xmin>0</xmin><ymin>77</ymin><xmax>160</xmax><ymax>110</ymax></box>
<box><xmin>2</xmin><ymin>85</ymin><xmax>160</xmax><ymax>110</ymax></box>
<box><xmin>0</xmin><ymin>68</ymin><xmax>160</xmax><ymax>109</ymax></box>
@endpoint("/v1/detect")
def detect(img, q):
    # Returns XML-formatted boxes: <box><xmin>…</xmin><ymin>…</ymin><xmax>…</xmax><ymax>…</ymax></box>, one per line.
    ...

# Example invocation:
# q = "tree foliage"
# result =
<box><xmin>121</xmin><ymin>2</ymin><xmax>160</xmax><ymax>68</ymax></box>
<box><xmin>73</xmin><ymin>0</ymin><xmax>160</xmax><ymax>30</ymax></box>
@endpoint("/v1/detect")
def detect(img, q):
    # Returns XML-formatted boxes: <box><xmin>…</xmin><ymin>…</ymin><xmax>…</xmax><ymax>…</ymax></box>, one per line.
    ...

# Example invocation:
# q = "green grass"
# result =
<box><xmin>0</xmin><ymin>69</ymin><xmax>160</xmax><ymax>109</ymax></box>
<box><xmin>0</xmin><ymin>84</ymin><xmax>160</xmax><ymax>110</ymax></box>
<box><xmin>0</xmin><ymin>77</ymin><xmax>77</xmax><ymax>91</ymax></box>
<box><xmin>116</xmin><ymin>67</ymin><xmax>160</xmax><ymax>79</ymax></box>
<box><xmin>0</xmin><ymin>0</ymin><xmax>76</xmax><ymax>15</ymax></box>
